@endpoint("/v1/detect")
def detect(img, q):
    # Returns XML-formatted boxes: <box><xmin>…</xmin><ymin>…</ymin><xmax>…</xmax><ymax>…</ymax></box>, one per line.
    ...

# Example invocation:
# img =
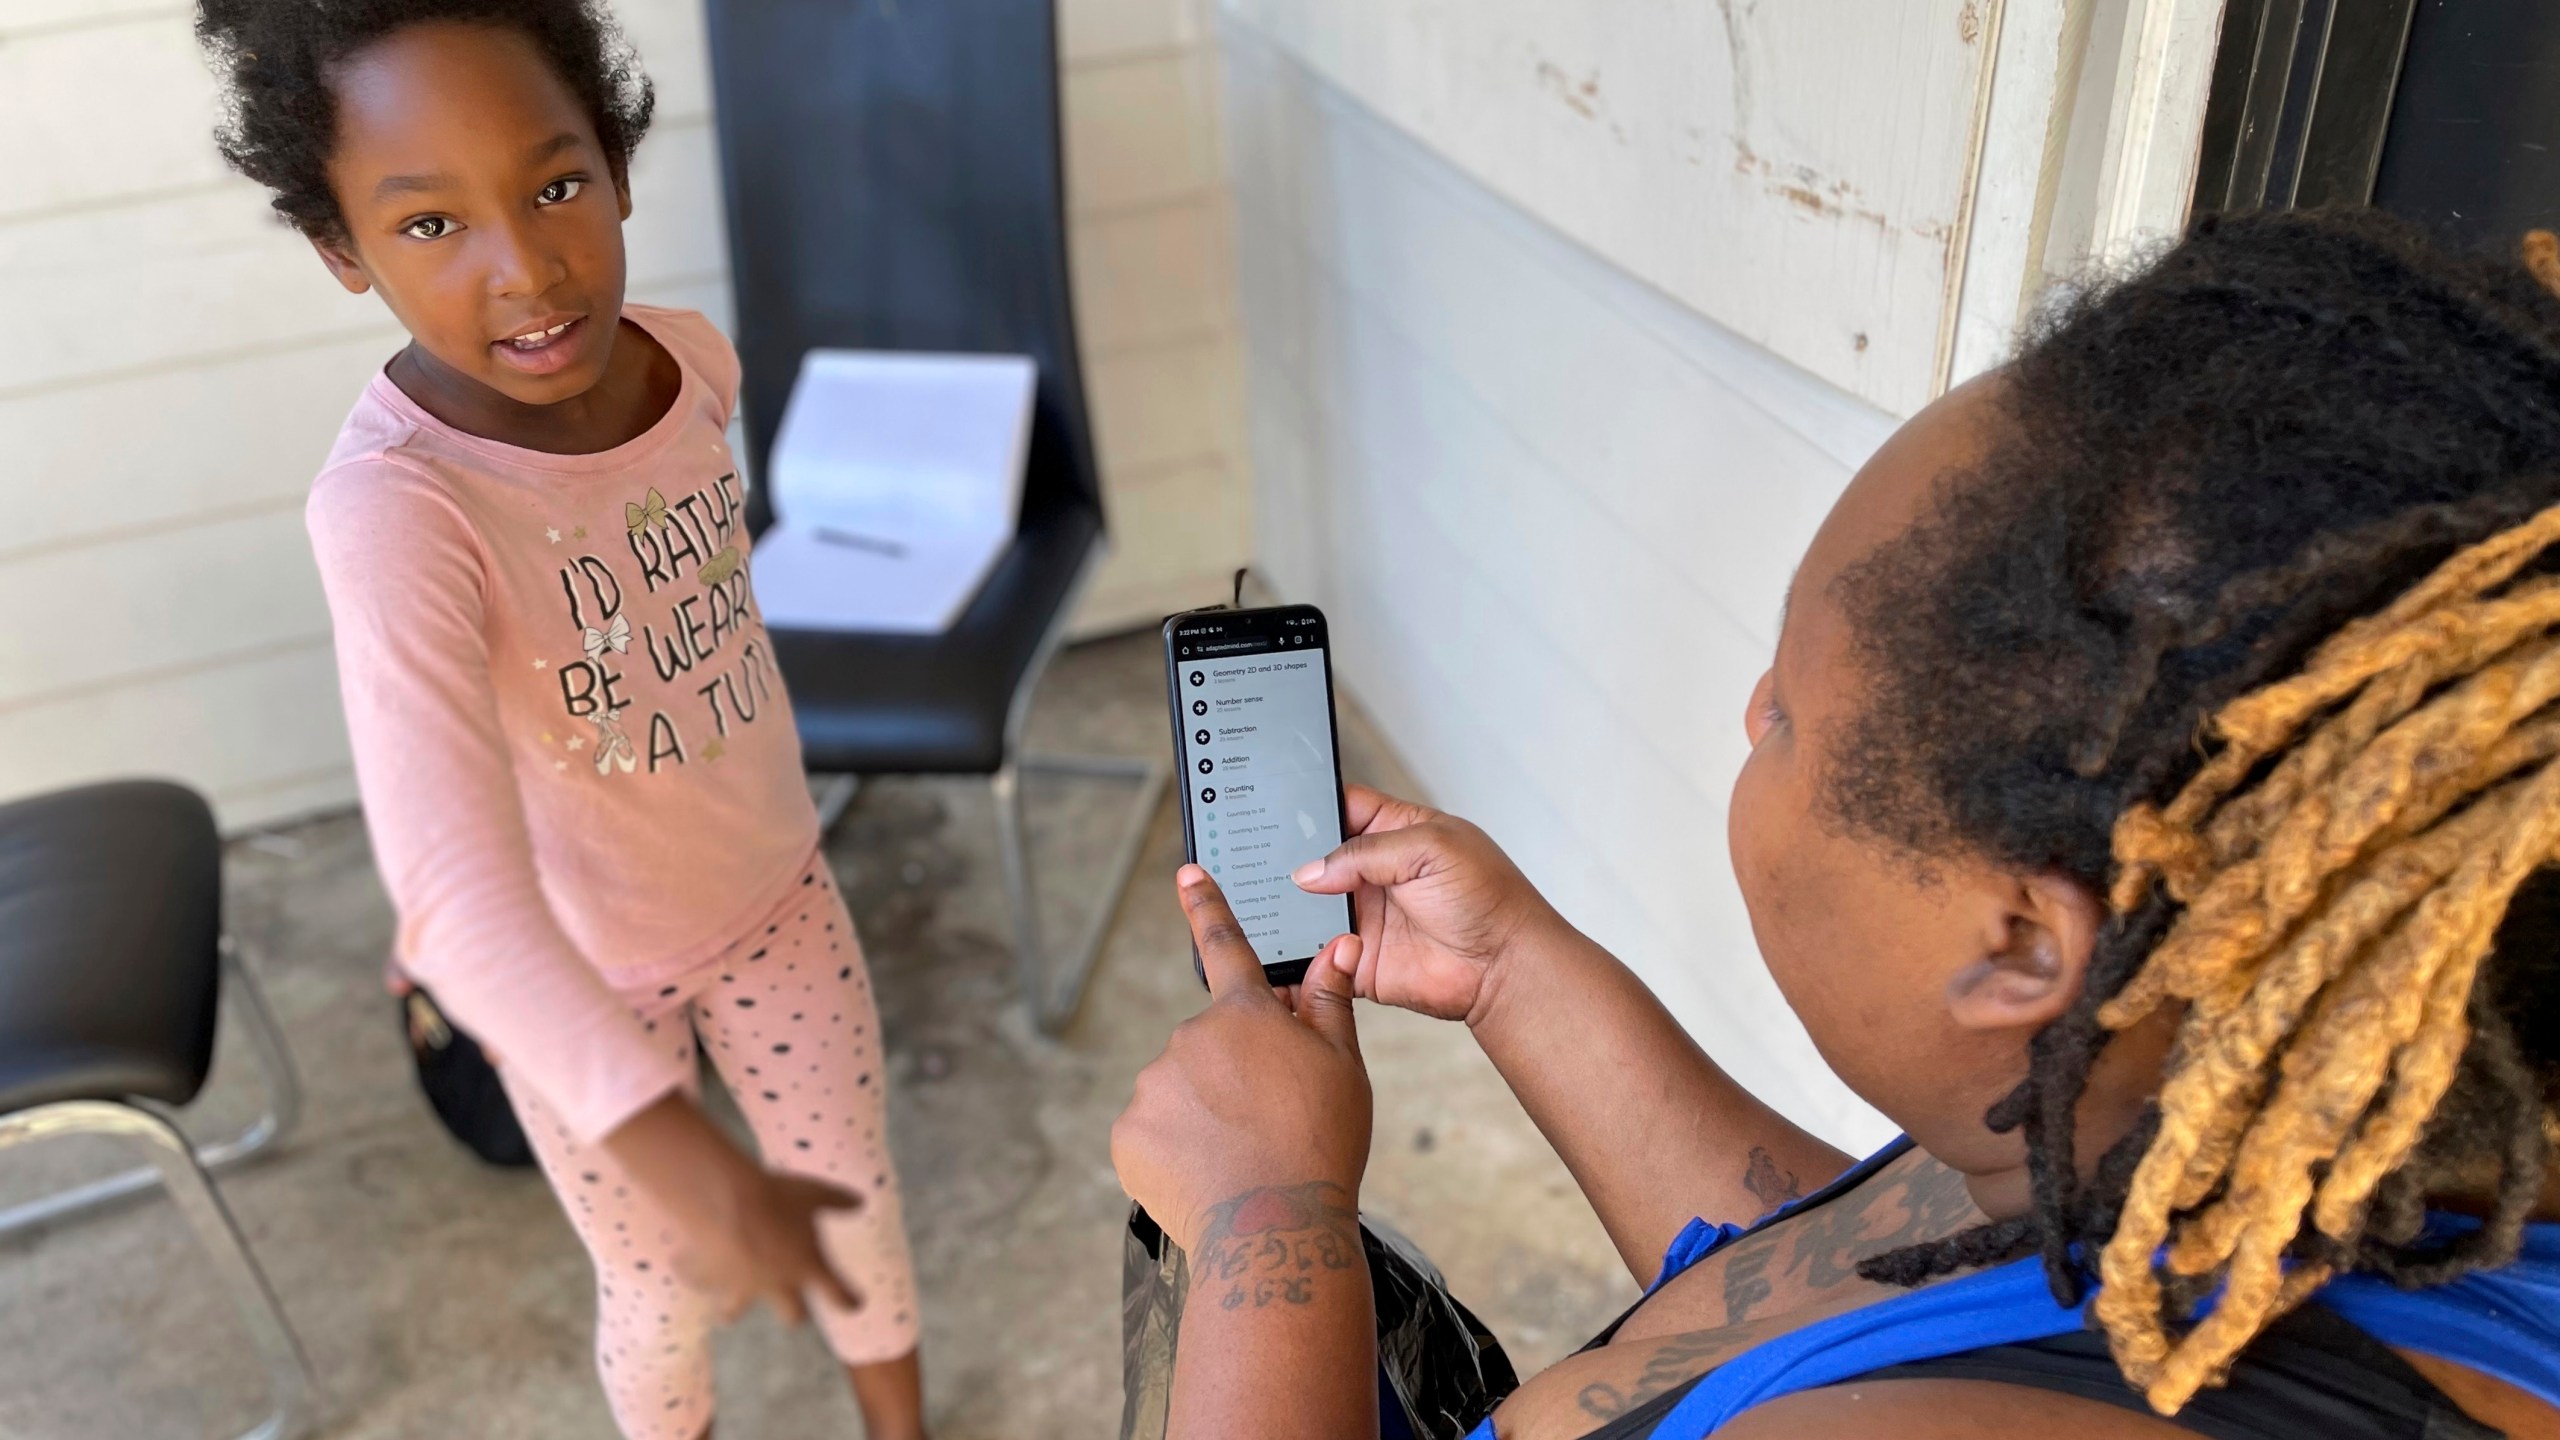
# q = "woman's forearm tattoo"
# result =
<box><xmin>1189</xmin><ymin>1181</ymin><xmax>1363</xmax><ymax>1311</ymax></box>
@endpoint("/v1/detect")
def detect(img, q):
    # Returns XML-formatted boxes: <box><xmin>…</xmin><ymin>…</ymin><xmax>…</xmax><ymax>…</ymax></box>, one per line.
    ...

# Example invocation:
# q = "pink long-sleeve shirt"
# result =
<box><xmin>308</xmin><ymin>305</ymin><xmax>820</xmax><ymax>1143</ymax></box>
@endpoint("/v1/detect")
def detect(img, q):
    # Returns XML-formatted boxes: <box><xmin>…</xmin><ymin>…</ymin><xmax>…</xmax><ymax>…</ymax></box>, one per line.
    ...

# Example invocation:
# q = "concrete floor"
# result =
<box><xmin>0</xmin><ymin>633</ymin><xmax>1631</xmax><ymax>1439</ymax></box>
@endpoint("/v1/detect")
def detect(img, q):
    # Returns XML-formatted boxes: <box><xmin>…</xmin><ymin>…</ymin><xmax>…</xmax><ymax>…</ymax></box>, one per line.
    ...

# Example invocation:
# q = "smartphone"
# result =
<box><xmin>1163</xmin><ymin>604</ymin><xmax>1356</xmax><ymax>988</ymax></box>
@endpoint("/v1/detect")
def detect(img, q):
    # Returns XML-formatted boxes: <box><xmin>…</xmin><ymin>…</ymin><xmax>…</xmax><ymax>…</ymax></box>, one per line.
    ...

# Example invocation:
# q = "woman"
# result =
<box><xmin>1112</xmin><ymin>210</ymin><xmax>2560</xmax><ymax>1439</ymax></box>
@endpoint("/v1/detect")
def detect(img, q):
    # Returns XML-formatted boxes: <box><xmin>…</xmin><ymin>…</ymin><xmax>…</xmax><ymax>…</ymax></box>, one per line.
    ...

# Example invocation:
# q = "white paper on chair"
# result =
<box><xmin>750</xmin><ymin>349</ymin><xmax>1036</xmax><ymax>634</ymax></box>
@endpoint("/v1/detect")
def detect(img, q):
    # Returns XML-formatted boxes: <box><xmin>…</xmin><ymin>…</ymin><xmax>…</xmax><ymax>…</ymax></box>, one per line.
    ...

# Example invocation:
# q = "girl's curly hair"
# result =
<box><xmin>196</xmin><ymin>0</ymin><xmax>654</xmax><ymax>241</ymax></box>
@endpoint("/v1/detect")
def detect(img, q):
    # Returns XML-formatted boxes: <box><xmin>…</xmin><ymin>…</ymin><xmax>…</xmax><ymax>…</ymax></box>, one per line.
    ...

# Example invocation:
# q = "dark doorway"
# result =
<box><xmin>2372</xmin><ymin>3</ymin><xmax>2560</xmax><ymax>250</ymax></box>
<box><xmin>2193</xmin><ymin>0</ymin><xmax>2560</xmax><ymax>255</ymax></box>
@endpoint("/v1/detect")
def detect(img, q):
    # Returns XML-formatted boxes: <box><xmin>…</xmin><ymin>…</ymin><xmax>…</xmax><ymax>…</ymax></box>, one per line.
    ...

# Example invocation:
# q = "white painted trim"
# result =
<box><xmin>2085</xmin><ymin>0</ymin><xmax>2228</xmax><ymax>263</ymax></box>
<box><xmin>1949</xmin><ymin>0</ymin><xmax>2074</xmax><ymax>383</ymax></box>
<box><xmin>1935</xmin><ymin>0</ymin><xmax>2014</xmax><ymax>393</ymax></box>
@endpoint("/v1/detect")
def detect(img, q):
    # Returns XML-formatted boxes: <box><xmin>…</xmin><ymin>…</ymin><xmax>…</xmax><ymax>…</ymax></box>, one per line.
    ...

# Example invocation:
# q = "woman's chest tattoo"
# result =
<box><xmin>1504</xmin><ymin>1156</ymin><xmax>1987</xmax><ymax>1433</ymax></box>
<box><xmin>1670</xmin><ymin>1154</ymin><xmax>1979</xmax><ymax>1329</ymax></box>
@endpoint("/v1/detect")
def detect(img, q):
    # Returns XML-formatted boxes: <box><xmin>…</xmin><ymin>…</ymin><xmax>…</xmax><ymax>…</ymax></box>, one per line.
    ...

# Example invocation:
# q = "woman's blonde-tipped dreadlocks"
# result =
<box><xmin>2089</xmin><ymin>494</ymin><xmax>2560</xmax><ymax>1413</ymax></box>
<box><xmin>1850</xmin><ymin>216</ymin><xmax>2560</xmax><ymax>1421</ymax></box>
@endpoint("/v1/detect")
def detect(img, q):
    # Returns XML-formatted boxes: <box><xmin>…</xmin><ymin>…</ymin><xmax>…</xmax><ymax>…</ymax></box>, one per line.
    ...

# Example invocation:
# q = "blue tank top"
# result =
<box><xmin>1465</xmin><ymin>1139</ymin><xmax>2560</xmax><ymax>1438</ymax></box>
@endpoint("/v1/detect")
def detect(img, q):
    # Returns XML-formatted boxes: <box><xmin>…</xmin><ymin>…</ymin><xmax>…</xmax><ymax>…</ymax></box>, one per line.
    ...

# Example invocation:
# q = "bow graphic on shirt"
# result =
<box><xmin>698</xmin><ymin>546</ymin><xmax>742</xmax><ymax>587</ymax></box>
<box><xmin>583</xmin><ymin>612</ymin><xmax>631</xmax><ymax>661</ymax></box>
<box><xmin>589</xmin><ymin>706</ymin><xmax>638</xmax><ymax>775</ymax></box>
<box><xmin>625</xmin><ymin>487</ymin><xmax>670</xmax><ymax>534</ymax></box>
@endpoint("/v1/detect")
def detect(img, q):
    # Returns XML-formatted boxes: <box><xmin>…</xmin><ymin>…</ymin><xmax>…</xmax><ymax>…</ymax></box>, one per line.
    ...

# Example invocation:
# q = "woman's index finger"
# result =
<box><xmin>1344</xmin><ymin>782</ymin><xmax>1431</xmax><ymax>838</ymax></box>
<box><xmin>1177</xmin><ymin>864</ymin><xmax>1278</xmax><ymax>1002</ymax></box>
<box><xmin>1344</xmin><ymin>782</ymin><xmax>1390</xmax><ymax>834</ymax></box>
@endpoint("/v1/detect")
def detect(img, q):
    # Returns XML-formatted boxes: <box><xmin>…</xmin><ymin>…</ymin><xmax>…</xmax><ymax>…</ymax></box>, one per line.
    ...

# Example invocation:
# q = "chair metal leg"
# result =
<box><xmin>993</xmin><ymin>750</ymin><xmax>1172</xmax><ymax>1033</ymax></box>
<box><xmin>811</xmin><ymin>773</ymin><xmax>862</xmax><ymax>835</ymax></box>
<box><xmin>0</xmin><ymin>1099</ymin><xmax>312</xmax><ymax>1440</ymax></box>
<box><xmin>0</xmin><ymin>940</ymin><xmax>302</xmax><ymax>1237</ymax></box>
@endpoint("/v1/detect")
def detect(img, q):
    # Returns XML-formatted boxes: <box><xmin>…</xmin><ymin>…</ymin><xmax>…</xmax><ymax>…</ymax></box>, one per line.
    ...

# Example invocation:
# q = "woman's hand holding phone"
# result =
<box><xmin>1116</xmin><ymin>868</ymin><xmax>1384</xmax><ymax>1438</ymax></box>
<box><xmin>1288</xmin><ymin>784</ymin><xmax>1567</xmax><ymax>1027</ymax></box>
<box><xmin>1111</xmin><ymin>865</ymin><xmax>1372</xmax><ymax>1254</ymax></box>
<box><xmin>1297</xmin><ymin>786</ymin><xmax>1852</xmax><ymax>1277</ymax></box>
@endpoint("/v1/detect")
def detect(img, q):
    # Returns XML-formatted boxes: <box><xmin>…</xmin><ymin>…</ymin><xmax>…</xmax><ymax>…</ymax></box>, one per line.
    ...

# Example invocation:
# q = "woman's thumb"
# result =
<box><xmin>1297</xmin><ymin>934</ymin><xmax>1364</xmax><ymax>1054</ymax></box>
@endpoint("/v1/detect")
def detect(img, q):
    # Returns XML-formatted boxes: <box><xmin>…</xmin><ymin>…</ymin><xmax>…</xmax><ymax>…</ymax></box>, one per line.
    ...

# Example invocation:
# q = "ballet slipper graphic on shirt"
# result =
<box><xmin>627</xmin><ymin>473</ymin><xmax>746</xmax><ymax>597</ymax></box>
<box><xmin>583</xmin><ymin>612</ymin><xmax>632</xmax><ymax>661</ymax></box>
<box><xmin>589</xmin><ymin>705</ymin><xmax>639</xmax><ymax>775</ymax></box>
<box><xmin>538</xmin><ymin>470</ymin><xmax>768</xmax><ymax>780</ymax></box>
<box><xmin>625</xmin><ymin>488</ymin><xmax>670</xmax><ymax>535</ymax></box>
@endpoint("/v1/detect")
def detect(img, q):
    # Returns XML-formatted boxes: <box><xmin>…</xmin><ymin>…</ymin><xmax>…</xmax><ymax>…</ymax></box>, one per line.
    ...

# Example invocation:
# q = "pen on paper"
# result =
<box><xmin>814</xmin><ymin>528</ymin><xmax>910</xmax><ymax>559</ymax></box>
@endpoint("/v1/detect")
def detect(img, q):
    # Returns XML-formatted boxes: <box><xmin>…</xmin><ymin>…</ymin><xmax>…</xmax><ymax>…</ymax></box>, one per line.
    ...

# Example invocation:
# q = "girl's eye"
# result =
<box><xmin>538</xmin><ymin>177</ymin><xmax>585</xmax><ymax>206</ymax></box>
<box><xmin>401</xmin><ymin>215</ymin><xmax>454</xmax><ymax>240</ymax></box>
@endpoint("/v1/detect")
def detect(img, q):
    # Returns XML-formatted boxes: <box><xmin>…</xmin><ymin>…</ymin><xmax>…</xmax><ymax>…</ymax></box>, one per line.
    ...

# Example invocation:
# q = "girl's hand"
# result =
<box><xmin>602</xmin><ymin>1093</ymin><xmax>864</xmax><ymax>1325</ymax></box>
<box><xmin>1289</xmin><ymin>785</ymin><xmax>1563</xmax><ymax>1025</ymax></box>
<box><xmin>685</xmin><ymin>1169</ymin><xmax>866</xmax><ymax>1326</ymax></box>
<box><xmin>1111</xmin><ymin>865</ymin><xmax>1372</xmax><ymax>1253</ymax></box>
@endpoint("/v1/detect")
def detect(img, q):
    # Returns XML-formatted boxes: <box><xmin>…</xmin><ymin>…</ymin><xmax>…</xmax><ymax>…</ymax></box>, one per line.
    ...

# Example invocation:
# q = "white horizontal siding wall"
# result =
<box><xmin>1222</xmin><ymin>23</ymin><xmax>1902</xmax><ymax>1149</ymax></box>
<box><xmin>1063</xmin><ymin>0</ymin><xmax>1258</xmax><ymax>632</ymax></box>
<box><xmin>0</xmin><ymin>0</ymin><xmax>1255</xmax><ymax>828</ymax></box>
<box><xmin>1220</xmin><ymin>0</ymin><xmax>2003</xmax><ymax>418</ymax></box>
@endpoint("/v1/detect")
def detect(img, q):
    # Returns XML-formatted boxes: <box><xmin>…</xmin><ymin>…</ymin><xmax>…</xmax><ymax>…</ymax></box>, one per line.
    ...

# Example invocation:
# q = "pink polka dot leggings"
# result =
<box><xmin>500</xmin><ymin>857</ymin><xmax>920</xmax><ymax>1440</ymax></box>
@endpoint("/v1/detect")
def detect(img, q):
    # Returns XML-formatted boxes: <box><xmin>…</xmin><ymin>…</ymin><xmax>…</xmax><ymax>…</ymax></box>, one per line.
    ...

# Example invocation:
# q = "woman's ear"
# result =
<box><xmin>310</xmin><ymin>235</ymin><xmax>372</xmax><ymax>296</ymax></box>
<box><xmin>1944</xmin><ymin>871</ymin><xmax>2103</xmax><ymax>1032</ymax></box>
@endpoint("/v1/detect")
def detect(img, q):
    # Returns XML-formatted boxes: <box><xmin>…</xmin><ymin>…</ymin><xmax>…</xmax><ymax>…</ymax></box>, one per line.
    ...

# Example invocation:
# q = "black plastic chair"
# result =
<box><xmin>0</xmin><ymin>780</ymin><xmax>310</xmax><ymax>1438</ymax></box>
<box><xmin>709</xmin><ymin>0</ymin><xmax>1169</xmax><ymax>1030</ymax></box>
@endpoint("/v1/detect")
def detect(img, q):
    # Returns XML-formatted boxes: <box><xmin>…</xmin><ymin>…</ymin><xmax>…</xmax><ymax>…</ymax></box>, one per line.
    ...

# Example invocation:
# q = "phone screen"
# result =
<box><xmin>1166</xmin><ymin>606</ymin><xmax>1352</xmax><ymax>978</ymax></box>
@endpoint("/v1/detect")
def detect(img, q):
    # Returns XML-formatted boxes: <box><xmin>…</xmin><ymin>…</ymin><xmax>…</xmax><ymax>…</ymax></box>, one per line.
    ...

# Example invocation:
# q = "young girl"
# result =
<box><xmin>195</xmin><ymin>4</ymin><xmax>927</xmax><ymax>1436</ymax></box>
<box><xmin>1113</xmin><ymin>208</ymin><xmax>2560</xmax><ymax>1438</ymax></box>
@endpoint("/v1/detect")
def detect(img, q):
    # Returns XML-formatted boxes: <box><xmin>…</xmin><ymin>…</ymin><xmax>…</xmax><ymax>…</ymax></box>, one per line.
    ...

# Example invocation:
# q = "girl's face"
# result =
<box><xmin>1726</xmin><ymin>381</ymin><xmax>2135</xmax><ymax>1184</ymax></box>
<box><xmin>312</xmin><ymin>22</ymin><xmax>632</xmax><ymax>408</ymax></box>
